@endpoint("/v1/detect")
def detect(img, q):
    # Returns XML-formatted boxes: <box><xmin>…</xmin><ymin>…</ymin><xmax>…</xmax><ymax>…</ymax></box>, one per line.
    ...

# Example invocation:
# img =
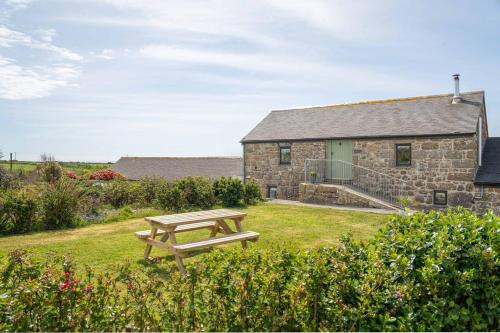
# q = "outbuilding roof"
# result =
<box><xmin>475</xmin><ymin>138</ymin><xmax>500</xmax><ymax>185</ymax></box>
<box><xmin>241</xmin><ymin>91</ymin><xmax>484</xmax><ymax>143</ymax></box>
<box><xmin>111</xmin><ymin>157</ymin><xmax>243</xmax><ymax>180</ymax></box>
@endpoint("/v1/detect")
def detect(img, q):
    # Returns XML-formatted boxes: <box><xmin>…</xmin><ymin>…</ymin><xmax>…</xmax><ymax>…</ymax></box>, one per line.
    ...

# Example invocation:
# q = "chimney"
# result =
<box><xmin>452</xmin><ymin>74</ymin><xmax>462</xmax><ymax>104</ymax></box>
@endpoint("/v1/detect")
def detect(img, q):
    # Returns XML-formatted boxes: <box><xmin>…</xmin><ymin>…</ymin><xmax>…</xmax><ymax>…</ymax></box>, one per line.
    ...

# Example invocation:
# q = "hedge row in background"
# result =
<box><xmin>0</xmin><ymin>175</ymin><xmax>262</xmax><ymax>235</ymax></box>
<box><xmin>0</xmin><ymin>208</ymin><xmax>497</xmax><ymax>331</ymax></box>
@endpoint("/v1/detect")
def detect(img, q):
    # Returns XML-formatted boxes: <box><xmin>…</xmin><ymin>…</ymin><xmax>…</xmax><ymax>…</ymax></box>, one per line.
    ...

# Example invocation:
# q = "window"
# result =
<box><xmin>267</xmin><ymin>186</ymin><xmax>278</xmax><ymax>199</ymax></box>
<box><xmin>395</xmin><ymin>143</ymin><xmax>411</xmax><ymax>166</ymax></box>
<box><xmin>280</xmin><ymin>146</ymin><xmax>291</xmax><ymax>164</ymax></box>
<box><xmin>433</xmin><ymin>190</ymin><xmax>447</xmax><ymax>206</ymax></box>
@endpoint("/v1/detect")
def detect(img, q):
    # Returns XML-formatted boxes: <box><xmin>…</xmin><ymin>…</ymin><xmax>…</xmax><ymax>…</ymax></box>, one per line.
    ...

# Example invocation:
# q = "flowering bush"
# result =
<box><xmin>88</xmin><ymin>169</ymin><xmax>125</xmax><ymax>181</ymax></box>
<box><xmin>0</xmin><ymin>208</ymin><xmax>498</xmax><ymax>331</ymax></box>
<box><xmin>64</xmin><ymin>169</ymin><xmax>79</xmax><ymax>179</ymax></box>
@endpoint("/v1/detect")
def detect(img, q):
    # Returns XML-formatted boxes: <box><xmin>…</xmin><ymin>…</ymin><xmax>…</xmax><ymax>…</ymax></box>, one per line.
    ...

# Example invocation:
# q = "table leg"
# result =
<box><xmin>168</xmin><ymin>230</ymin><xmax>187</xmax><ymax>276</ymax></box>
<box><xmin>217</xmin><ymin>219</ymin><xmax>235</xmax><ymax>234</ymax></box>
<box><xmin>209</xmin><ymin>222</ymin><xmax>219</xmax><ymax>238</ymax></box>
<box><xmin>143</xmin><ymin>227</ymin><xmax>158</xmax><ymax>259</ymax></box>
<box><xmin>233</xmin><ymin>217</ymin><xmax>247</xmax><ymax>249</ymax></box>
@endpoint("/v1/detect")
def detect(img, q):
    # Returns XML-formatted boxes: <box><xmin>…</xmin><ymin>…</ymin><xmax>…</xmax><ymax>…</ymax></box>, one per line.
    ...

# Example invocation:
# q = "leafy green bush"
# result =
<box><xmin>0</xmin><ymin>187</ymin><xmax>40</xmax><ymax>234</ymax></box>
<box><xmin>101</xmin><ymin>180</ymin><xmax>132</xmax><ymax>208</ymax></box>
<box><xmin>0</xmin><ymin>208</ymin><xmax>497</xmax><ymax>331</ymax></box>
<box><xmin>176</xmin><ymin>176</ymin><xmax>215</xmax><ymax>209</ymax></box>
<box><xmin>244</xmin><ymin>178</ymin><xmax>263</xmax><ymax>205</ymax></box>
<box><xmin>0</xmin><ymin>166</ymin><xmax>12</xmax><ymax>189</ymax></box>
<box><xmin>214</xmin><ymin>177</ymin><xmax>245</xmax><ymax>207</ymax></box>
<box><xmin>155</xmin><ymin>181</ymin><xmax>187</xmax><ymax>212</ymax></box>
<box><xmin>41</xmin><ymin>179</ymin><xmax>82</xmax><ymax>229</ymax></box>
<box><xmin>37</xmin><ymin>159</ymin><xmax>63</xmax><ymax>183</ymax></box>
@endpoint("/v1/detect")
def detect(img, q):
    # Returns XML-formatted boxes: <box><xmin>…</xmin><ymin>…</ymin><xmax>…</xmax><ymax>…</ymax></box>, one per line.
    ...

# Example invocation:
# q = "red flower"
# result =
<box><xmin>64</xmin><ymin>170</ymin><xmax>79</xmax><ymax>179</ymax></box>
<box><xmin>88</xmin><ymin>169</ymin><xmax>125</xmax><ymax>181</ymax></box>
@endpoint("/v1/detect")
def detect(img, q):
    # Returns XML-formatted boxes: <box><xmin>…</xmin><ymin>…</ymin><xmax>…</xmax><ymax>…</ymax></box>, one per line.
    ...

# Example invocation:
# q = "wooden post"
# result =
<box><xmin>143</xmin><ymin>227</ymin><xmax>158</xmax><ymax>259</ymax></box>
<box><xmin>233</xmin><ymin>217</ymin><xmax>247</xmax><ymax>249</ymax></box>
<box><xmin>168</xmin><ymin>230</ymin><xmax>187</xmax><ymax>276</ymax></box>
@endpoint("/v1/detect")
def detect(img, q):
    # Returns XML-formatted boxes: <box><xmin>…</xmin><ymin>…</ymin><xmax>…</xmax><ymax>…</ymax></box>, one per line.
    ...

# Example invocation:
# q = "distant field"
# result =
<box><xmin>0</xmin><ymin>160</ymin><xmax>113</xmax><ymax>175</ymax></box>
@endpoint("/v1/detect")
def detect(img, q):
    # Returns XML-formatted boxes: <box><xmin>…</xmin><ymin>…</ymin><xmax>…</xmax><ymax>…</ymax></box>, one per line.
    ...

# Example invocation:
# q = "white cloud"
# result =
<box><xmin>0</xmin><ymin>56</ymin><xmax>79</xmax><ymax>100</ymax></box>
<box><xmin>0</xmin><ymin>23</ymin><xmax>82</xmax><ymax>100</ymax></box>
<box><xmin>0</xmin><ymin>25</ymin><xmax>83</xmax><ymax>61</ymax></box>
<box><xmin>90</xmin><ymin>48</ymin><xmax>114</xmax><ymax>60</ymax></box>
<box><xmin>5</xmin><ymin>0</ymin><xmax>34</xmax><ymax>10</ymax></box>
<box><xmin>138</xmin><ymin>44</ymin><xmax>423</xmax><ymax>92</ymax></box>
<box><xmin>36</xmin><ymin>28</ymin><xmax>56</xmax><ymax>42</ymax></box>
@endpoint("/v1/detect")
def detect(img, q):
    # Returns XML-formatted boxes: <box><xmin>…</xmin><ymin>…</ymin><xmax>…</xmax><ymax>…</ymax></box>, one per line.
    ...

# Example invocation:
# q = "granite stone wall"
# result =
<box><xmin>244</xmin><ymin>141</ymin><xmax>325</xmax><ymax>199</ymax></box>
<box><xmin>352</xmin><ymin>136</ymin><xmax>478</xmax><ymax>211</ymax></box>
<box><xmin>299</xmin><ymin>183</ymin><xmax>390</xmax><ymax>209</ymax></box>
<box><xmin>243</xmin><ymin>135</ymin><xmax>500</xmax><ymax>213</ymax></box>
<box><xmin>471</xmin><ymin>186</ymin><xmax>500</xmax><ymax>214</ymax></box>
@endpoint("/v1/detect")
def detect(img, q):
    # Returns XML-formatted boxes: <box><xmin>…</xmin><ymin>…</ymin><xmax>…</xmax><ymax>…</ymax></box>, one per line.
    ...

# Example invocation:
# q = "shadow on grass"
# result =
<box><xmin>136</xmin><ymin>248</ymin><xmax>211</xmax><ymax>278</ymax></box>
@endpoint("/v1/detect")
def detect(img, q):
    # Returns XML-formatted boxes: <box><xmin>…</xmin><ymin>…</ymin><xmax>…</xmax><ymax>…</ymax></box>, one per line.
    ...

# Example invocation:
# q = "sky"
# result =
<box><xmin>0</xmin><ymin>0</ymin><xmax>499</xmax><ymax>162</ymax></box>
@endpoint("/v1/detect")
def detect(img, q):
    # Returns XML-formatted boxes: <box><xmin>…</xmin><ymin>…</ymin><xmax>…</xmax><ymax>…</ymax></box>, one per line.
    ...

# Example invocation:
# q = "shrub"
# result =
<box><xmin>63</xmin><ymin>169</ymin><xmax>79</xmax><ymax>179</ymax></box>
<box><xmin>214</xmin><ymin>177</ymin><xmax>244</xmax><ymax>207</ymax></box>
<box><xmin>243</xmin><ymin>178</ymin><xmax>263</xmax><ymax>205</ymax></box>
<box><xmin>0</xmin><ymin>188</ymin><xmax>39</xmax><ymax>234</ymax></box>
<box><xmin>0</xmin><ymin>208</ymin><xmax>498</xmax><ymax>331</ymax></box>
<box><xmin>37</xmin><ymin>160</ymin><xmax>63</xmax><ymax>183</ymax></box>
<box><xmin>126</xmin><ymin>177</ymin><xmax>166</xmax><ymax>206</ymax></box>
<box><xmin>101</xmin><ymin>180</ymin><xmax>131</xmax><ymax>208</ymax></box>
<box><xmin>88</xmin><ymin>169</ymin><xmax>125</xmax><ymax>181</ymax></box>
<box><xmin>155</xmin><ymin>181</ymin><xmax>187</xmax><ymax>212</ymax></box>
<box><xmin>0</xmin><ymin>166</ymin><xmax>12</xmax><ymax>189</ymax></box>
<box><xmin>176</xmin><ymin>176</ymin><xmax>215</xmax><ymax>209</ymax></box>
<box><xmin>41</xmin><ymin>178</ymin><xmax>82</xmax><ymax>229</ymax></box>
<box><xmin>140</xmin><ymin>177</ymin><xmax>165</xmax><ymax>205</ymax></box>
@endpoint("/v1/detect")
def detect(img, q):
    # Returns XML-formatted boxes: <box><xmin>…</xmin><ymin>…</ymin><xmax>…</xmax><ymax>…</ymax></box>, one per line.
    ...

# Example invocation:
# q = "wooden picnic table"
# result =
<box><xmin>135</xmin><ymin>209</ymin><xmax>259</xmax><ymax>275</ymax></box>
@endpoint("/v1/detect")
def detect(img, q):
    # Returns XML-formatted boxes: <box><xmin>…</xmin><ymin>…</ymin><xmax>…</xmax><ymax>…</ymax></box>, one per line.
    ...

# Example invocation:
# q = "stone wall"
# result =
<box><xmin>299</xmin><ymin>183</ymin><xmax>391</xmax><ymax>209</ymax></box>
<box><xmin>471</xmin><ymin>186</ymin><xmax>500</xmax><ymax>214</ymax></box>
<box><xmin>244</xmin><ymin>141</ymin><xmax>325</xmax><ymax>199</ymax></box>
<box><xmin>244</xmin><ymin>135</ymin><xmax>500</xmax><ymax>213</ymax></box>
<box><xmin>352</xmin><ymin>136</ymin><xmax>478</xmax><ymax>211</ymax></box>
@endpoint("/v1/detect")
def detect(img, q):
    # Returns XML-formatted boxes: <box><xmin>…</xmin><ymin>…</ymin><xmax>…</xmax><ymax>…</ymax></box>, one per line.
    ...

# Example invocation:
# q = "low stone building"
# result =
<box><xmin>241</xmin><ymin>77</ymin><xmax>500</xmax><ymax>214</ymax></box>
<box><xmin>111</xmin><ymin>156</ymin><xmax>243</xmax><ymax>180</ymax></box>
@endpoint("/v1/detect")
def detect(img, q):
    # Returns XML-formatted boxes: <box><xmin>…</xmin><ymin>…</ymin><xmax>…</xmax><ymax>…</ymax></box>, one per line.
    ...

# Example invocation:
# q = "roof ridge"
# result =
<box><xmin>271</xmin><ymin>90</ymin><xmax>485</xmax><ymax>112</ymax></box>
<box><xmin>120</xmin><ymin>156</ymin><xmax>242</xmax><ymax>159</ymax></box>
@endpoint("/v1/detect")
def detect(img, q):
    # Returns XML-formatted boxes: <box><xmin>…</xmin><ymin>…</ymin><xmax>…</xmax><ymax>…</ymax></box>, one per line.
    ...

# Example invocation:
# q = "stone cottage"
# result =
<box><xmin>241</xmin><ymin>76</ymin><xmax>499</xmax><ymax>213</ymax></box>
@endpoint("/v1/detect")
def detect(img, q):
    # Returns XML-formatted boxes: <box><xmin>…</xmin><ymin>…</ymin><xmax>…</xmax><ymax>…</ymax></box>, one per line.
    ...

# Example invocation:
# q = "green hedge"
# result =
<box><xmin>0</xmin><ymin>176</ymin><xmax>262</xmax><ymax>235</ymax></box>
<box><xmin>0</xmin><ymin>208</ymin><xmax>497</xmax><ymax>331</ymax></box>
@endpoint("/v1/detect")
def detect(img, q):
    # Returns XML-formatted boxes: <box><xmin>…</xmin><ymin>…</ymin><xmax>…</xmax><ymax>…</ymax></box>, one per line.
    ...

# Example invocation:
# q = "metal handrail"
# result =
<box><xmin>305</xmin><ymin>159</ymin><xmax>410</xmax><ymax>186</ymax></box>
<box><xmin>304</xmin><ymin>159</ymin><xmax>410</xmax><ymax>208</ymax></box>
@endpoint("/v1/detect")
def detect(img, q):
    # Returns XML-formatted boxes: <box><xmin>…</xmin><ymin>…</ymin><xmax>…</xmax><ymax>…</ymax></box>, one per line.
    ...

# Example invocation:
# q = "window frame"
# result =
<box><xmin>279</xmin><ymin>145</ymin><xmax>291</xmax><ymax>165</ymax></box>
<box><xmin>433</xmin><ymin>190</ymin><xmax>448</xmax><ymax>206</ymax></box>
<box><xmin>395</xmin><ymin>143</ymin><xmax>412</xmax><ymax>167</ymax></box>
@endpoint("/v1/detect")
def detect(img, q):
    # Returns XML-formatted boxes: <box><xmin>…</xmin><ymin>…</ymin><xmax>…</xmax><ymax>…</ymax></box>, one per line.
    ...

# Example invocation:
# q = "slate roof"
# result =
<box><xmin>111</xmin><ymin>157</ymin><xmax>243</xmax><ymax>180</ymax></box>
<box><xmin>241</xmin><ymin>91</ymin><xmax>484</xmax><ymax>142</ymax></box>
<box><xmin>475</xmin><ymin>138</ymin><xmax>500</xmax><ymax>185</ymax></box>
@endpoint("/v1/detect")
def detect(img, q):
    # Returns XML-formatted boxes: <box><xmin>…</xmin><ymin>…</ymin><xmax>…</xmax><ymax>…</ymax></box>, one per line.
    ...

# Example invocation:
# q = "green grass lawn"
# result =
<box><xmin>0</xmin><ymin>203</ymin><xmax>390</xmax><ymax>272</ymax></box>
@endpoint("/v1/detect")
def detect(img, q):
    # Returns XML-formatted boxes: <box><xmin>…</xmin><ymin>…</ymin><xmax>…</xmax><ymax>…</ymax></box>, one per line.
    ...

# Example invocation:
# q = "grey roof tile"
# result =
<box><xmin>111</xmin><ymin>157</ymin><xmax>243</xmax><ymax>180</ymax></box>
<box><xmin>241</xmin><ymin>91</ymin><xmax>484</xmax><ymax>142</ymax></box>
<box><xmin>475</xmin><ymin>138</ymin><xmax>500</xmax><ymax>185</ymax></box>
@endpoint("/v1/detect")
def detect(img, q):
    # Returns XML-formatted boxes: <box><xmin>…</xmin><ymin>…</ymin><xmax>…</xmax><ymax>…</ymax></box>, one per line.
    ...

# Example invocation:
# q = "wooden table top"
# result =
<box><xmin>145</xmin><ymin>209</ymin><xmax>246</xmax><ymax>227</ymax></box>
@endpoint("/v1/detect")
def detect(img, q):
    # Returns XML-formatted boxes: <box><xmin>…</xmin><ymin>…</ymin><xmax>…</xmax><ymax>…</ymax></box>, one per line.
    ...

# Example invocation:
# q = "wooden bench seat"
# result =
<box><xmin>135</xmin><ymin>221</ymin><xmax>217</xmax><ymax>239</ymax></box>
<box><xmin>172</xmin><ymin>231</ymin><xmax>260</xmax><ymax>252</ymax></box>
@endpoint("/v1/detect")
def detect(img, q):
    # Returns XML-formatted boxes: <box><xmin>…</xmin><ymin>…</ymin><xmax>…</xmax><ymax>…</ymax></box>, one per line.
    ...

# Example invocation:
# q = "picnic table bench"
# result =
<box><xmin>135</xmin><ymin>209</ymin><xmax>259</xmax><ymax>275</ymax></box>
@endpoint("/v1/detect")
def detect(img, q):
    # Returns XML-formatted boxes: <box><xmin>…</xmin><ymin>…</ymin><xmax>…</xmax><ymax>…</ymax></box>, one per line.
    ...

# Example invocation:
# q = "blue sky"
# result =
<box><xmin>0</xmin><ymin>0</ymin><xmax>499</xmax><ymax>162</ymax></box>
